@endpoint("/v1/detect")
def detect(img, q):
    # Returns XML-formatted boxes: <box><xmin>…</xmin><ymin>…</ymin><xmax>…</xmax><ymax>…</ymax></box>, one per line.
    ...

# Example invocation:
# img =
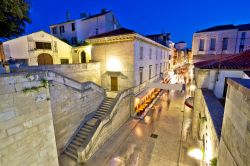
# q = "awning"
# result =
<box><xmin>185</xmin><ymin>97</ymin><xmax>194</xmax><ymax>108</ymax></box>
<box><xmin>135</xmin><ymin>87</ymin><xmax>154</xmax><ymax>99</ymax></box>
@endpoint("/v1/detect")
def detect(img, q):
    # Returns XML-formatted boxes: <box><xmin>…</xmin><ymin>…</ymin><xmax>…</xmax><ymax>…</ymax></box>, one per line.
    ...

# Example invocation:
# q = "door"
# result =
<box><xmin>111</xmin><ymin>76</ymin><xmax>118</xmax><ymax>91</ymax></box>
<box><xmin>37</xmin><ymin>53</ymin><xmax>53</xmax><ymax>65</ymax></box>
<box><xmin>81</xmin><ymin>51</ymin><xmax>86</xmax><ymax>63</ymax></box>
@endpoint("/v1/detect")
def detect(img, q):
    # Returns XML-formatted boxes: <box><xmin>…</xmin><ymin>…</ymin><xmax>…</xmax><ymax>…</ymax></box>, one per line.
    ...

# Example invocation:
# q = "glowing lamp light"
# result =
<box><xmin>190</xmin><ymin>84</ymin><xmax>196</xmax><ymax>91</ymax></box>
<box><xmin>188</xmin><ymin>148</ymin><xmax>203</xmax><ymax>160</ymax></box>
<box><xmin>106</xmin><ymin>57</ymin><xmax>121</xmax><ymax>71</ymax></box>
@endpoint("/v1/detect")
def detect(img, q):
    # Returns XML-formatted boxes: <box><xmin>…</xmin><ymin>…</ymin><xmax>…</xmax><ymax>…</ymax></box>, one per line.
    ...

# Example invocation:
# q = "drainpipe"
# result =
<box><xmin>234</xmin><ymin>30</ymin><xmax>239</xmax><ymax>54</ymax></box>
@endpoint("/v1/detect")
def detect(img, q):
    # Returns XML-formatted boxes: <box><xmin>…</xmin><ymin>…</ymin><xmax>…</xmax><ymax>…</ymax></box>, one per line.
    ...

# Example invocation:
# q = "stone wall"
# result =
<box><xmin>218</xmin><ymin>79</ymin><xmax>250</xmax><ymax>166</ymax></box>
<box><xmin>0</xmin><ymin>70</ymin><xmax>106</xmax><ymax>165</ymax></box>
<box><xmin>50</xmin><ymin>81</ymin><xmax>104</xmax><ymax>154</ymax></box>
<box><xmin>18</xmin><ymin>63</ymin><xmax>101</xmax><ymax>84</ymax></box>
<box><xmin>0</xmin><ymin>74</ymin><xmax>59</xmax><ymax>166</ymax></box>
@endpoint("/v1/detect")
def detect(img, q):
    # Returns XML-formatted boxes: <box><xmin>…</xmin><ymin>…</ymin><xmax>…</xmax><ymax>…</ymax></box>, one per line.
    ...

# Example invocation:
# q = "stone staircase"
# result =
<box><xmin>64</xmin><ymin>97</ymin><xmax>114</xmax><ymax>160</ymax></box>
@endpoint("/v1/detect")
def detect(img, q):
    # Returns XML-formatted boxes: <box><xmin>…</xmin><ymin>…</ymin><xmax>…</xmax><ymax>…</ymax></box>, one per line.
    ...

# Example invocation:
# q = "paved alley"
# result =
<box><xmin>85</xmin><ymin>90</ymin><xmax>199</xmax><ymax>166</ymax></box>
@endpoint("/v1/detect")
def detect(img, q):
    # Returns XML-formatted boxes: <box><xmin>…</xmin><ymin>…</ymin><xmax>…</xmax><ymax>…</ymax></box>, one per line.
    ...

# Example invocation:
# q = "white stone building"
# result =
<box><xmin>1</xmin><ymin>31</ymin><xmax>93</xmax><ymax>66</ymax></box>
<box><xmin>192</xmin><ymin>24</ymin><xmax>250</xmax><ymax>60</ymax></box>
<box><xmin>49</xmin><ymin>10</ymin><xmax>121</xmax><ymax>45</ymax></box>
<box><xmin>2</xmin><ymin>31</ymin><xmax>73</xmax><ymax>65</ymax></box>
<box><xmin>87</xmin><ymin>28</ymin><xmax>171</xmax><ymax>94</ymax></box>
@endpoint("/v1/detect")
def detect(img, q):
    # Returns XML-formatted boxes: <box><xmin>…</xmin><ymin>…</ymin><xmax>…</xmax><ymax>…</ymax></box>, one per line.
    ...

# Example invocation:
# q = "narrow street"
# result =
<box><xmin>86</xmin><ymin>89</ymin><xmax>198</xmax><ymax>166</ymax></box>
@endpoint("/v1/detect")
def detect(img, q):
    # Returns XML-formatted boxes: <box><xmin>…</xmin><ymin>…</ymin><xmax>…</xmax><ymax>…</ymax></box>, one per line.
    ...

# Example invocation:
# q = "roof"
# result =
<box><xmin>237</xmin><ymin>23</ymin><xmax>250</xmax><ymax>31</ymax></box>
<box><xmin>88</xmin><ymin>28</ymin><xmax>135</xmax><ymax>39</ymax></box>
<box><xmin>196</xmin><ymin>23</ymin><xmax>250</xmax><ymax>33</ymax></box>
<box><xmin>196</xmin><ymin>24</ymin><xmax>236</xmax><ymax>33</ymax></box>
<box><xmin>194</xmin><ymin>50</ymin><xmax>250</xmax><ymax>70</ymax></box>
<box><xmin>50</xmin><ymin>10</ymin><xmax>112</xmax><ymax>26</ymax></box>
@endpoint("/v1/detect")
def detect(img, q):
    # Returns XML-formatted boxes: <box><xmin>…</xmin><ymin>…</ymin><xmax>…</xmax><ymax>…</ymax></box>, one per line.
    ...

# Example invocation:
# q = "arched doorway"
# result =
<box><xmin>81</xmin><ymin>51</ymin><xmax>86</xmax><ymax>63</ymax></box>
<box><xmin>37</xmin><ymin>53</ymin><xmax>53</xmax><ymax>65</ymax></box>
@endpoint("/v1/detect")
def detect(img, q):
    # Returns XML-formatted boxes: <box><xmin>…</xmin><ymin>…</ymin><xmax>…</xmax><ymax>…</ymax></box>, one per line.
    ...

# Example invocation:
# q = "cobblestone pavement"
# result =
<box><xmin>85</xmin><ymin>90</ymin><xmax>199</xmax><ymax>166</ymax></box>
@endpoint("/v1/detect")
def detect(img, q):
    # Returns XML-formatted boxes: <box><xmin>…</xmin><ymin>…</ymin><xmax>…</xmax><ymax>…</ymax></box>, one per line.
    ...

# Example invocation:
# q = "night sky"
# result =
<box><xmin>26</xmin><ymin>0</ymin><xmax>250</xmax><ymax>47</ymax></box>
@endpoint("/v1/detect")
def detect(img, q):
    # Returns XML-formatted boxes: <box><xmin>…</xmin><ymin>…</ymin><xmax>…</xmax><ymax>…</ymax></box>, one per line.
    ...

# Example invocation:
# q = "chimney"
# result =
<box><xmin>80</xmin><ymin>12</ymin><xmax>88</xmax><ymax>18</ymax></box>
<box><xmin>101</xmin><ymin>8</ymin><xmax>106</xmax><ymax>13</ymax></box>
<box><xmin>66</xmin><ymin>11</ymin><xmax>70</xmax><ymax>21</ymax></box>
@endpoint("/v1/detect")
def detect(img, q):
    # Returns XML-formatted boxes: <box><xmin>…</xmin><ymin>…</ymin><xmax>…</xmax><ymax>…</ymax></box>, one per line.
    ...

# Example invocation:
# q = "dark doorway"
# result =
<box><xmin>37</xmin><ymin>53</ymin><xmax>53</xmax><ymax>65</ymax></box>
<box><xmin>111</xmin><ymin>76</ymin><xmax>118</xmax><ymax>91</ymax></box>
<box><xmin>81</xmin><ymin>51</ymin><xmax>86</xmax><ymax>63</ymax></box>
<box><xmin>223</xmin><ymin>77</ymin><xmax>228</xmax><ymax>98</ymax></box>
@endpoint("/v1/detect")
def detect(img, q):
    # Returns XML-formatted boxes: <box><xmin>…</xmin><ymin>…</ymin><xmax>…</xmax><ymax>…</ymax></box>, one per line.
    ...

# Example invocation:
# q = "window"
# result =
<box><xmin>199</xmin><ymin>39</ymin><xmax>204</xmax><ymax>51</ymax></box>
<box><xmin>96</xmin><ymin>28</ymin><xmax>99</xmax><ymax>35</ymax></box>
<box><xmin>71</xmin><ymin>23</ymin><xmax>75</xmax><ymax>31</ymax></box>
<box><xmin>239</xmin><ymin>32</ymin><xmax>246</xmax><ymax>52</ymax></box>
<box><xmin>149</xmin><ymin>65</ymin><xmax>152</xmax><ymax>79</ymax></box>
<box><xmin>54</xmin><ymin>41</ymin><xmax>58</xmax><ymax>52</ymax></box>
<box><xmin>210</xmin><ymin>38</ymin><xmax>216</xmax><ymax>51</ymax></box>
<box><xmin>60</xmin><ymin>59</ymin><xmax>69</xmax><ymax>64</ymax></box>
<box><xmin>156</xmin><ymin>48</ymin><xmax>158</xmax><ymax>59</ymax></box>
<box><xmin>52</xmin><ymin>27</ymin><xmax>57</xmax><ymax>34</ymax></box>
<box><xmin>160</xmin><ymin>51</ymin><xmax>162</xmax><ymax>59</ymax></box>
<box><xmin>149</xmin><ymin>48</ymin><xmax>152</xmax><ymax>59</ymax></box>
<box><xmin>71</xmin><ymin>37</ymin><xmax>77</xmax><ymax>45</ymax></box>
<box><xmin>35</xmin><ymin>42</ymin><xmax>52</xmax><ymax>50</ymax></box>
<box><xmin>155</xmin><ymin>64</ymin><xmax>158</xmax><ymax>76</ymax></box>
<box><xmin>140</xmin><ymin>46</ymin><xmax>143</xmax><ymax>60</ymax></box>
<box><xmin>139</xmin><ymin>67</ymin><xmax>143</xmax><ymax>84</ymax></box>
<box><xmin>160</xmin><ymin>63</ymin><xmax>162</xmax><ymax>73</ymax></box>
<box><xmin>222</xmin><ymin>38</ymin><xmax>228</xmax><ymax>50</ymax></box>
<box><xmin>59</xmin><ymin>26</ymin><xmax>65</xmax><ymax>33</ymax></box>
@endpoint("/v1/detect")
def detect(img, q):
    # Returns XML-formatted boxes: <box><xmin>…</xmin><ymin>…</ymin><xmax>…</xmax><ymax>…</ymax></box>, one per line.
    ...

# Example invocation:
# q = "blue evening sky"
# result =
<box><xmin>26</xmin><ymin>0</ymin><xmax>250</xmax><ymax>47</ymax></box>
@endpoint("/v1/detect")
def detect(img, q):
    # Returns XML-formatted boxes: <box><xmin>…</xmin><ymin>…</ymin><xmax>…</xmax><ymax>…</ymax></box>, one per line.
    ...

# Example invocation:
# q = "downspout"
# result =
<box><xmin>234</xmin><ymin>30</ymin><xmax>239</xmax><ymax>54</ymax></box>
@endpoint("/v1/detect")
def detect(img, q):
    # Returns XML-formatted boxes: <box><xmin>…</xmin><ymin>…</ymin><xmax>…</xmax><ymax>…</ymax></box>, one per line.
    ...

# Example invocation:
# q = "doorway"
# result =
<box><xmin>81</xmin><ymin>51</ymin><xmax>86</xmax><ymax>63</ymax></box>
<box><xmin>111</xmin><ymin>76</ymin><xmax>118</xmax><ymax>91</ymax></box>
<box><xmin>37</xmin><ymin>53</ymin><xmax>53</xmax><ymax>65</ymax></box>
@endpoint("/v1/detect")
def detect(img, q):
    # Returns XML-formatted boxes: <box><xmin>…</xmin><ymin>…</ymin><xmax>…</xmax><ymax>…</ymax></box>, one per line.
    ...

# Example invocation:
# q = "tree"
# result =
<box><xmin>0</xmin><ymin>0</ymin><xmax>31</xmax><ymax>38</ymax></box>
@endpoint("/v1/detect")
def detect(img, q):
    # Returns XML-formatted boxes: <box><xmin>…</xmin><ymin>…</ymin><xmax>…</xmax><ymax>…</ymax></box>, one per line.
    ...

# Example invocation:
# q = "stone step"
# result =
<box><xmin>65</xmin><ymin>150</ymin><xmax>77</xmax><ymax>160</ymax></box>
<box><xmin>83</xmin><ymin>125</ymin><xmax>93</xmax><ymax>130</ymax></box>
<box><xmin>80</xmin><ymin>127</ymin><xmax>91</xmax><ymax>132</ymax></box>
<box><xmin>67</xmin><ymin>146</ymin><xmax>77</xmax><ymax>155</ymax></box>
<box><xmin>69</xmin><ymin>143</ymin><xmax>79</xmax><ymax>150</ymax></box>
<box><xmin>96</xmin><ymin>111</ymin><xmax>106</xmax><ymax>115</ymax></box>
<box><xmin>78</xmin><ymin>130</ymin><xmax>89</xmax><ymax>136</ymax></box>
<box><xmin>76</xmin><ymin>133</ymin><xmax>88</xmax><ymax>139</ymax></box>
<box><xmin>72</xmin><ymin>139</ymin><xmax>82</xmax><ymax>146</ymax></box>
<box><xmin>74</xmin><ymin>136</ymin><xmax>85</xmax><ymax>143</ymax></box>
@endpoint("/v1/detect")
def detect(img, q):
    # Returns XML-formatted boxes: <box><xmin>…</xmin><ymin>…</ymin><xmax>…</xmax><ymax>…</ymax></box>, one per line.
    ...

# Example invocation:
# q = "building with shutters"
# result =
<box><xmin>192</xmin><ymin>24</ymin><xmax>250</xmax><ymax>63</ymax></box>
<box><xmin>49</xmin><ymin>9</ymin><xmax>121</xmax><ymax>46</ymax></box>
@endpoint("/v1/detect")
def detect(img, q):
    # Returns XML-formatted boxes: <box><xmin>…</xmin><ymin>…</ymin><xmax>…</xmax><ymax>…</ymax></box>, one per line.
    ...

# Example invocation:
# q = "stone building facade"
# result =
<box><xmin>87</xmin><ymin>28</ymin><xmax>171</xmax><ymax>94</ymax></box>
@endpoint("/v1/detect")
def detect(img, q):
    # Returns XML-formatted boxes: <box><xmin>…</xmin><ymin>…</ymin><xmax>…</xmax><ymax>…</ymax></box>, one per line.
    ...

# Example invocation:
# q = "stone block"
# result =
<box><xmin>0</xmin><ymin>108</ymin><xmax>16</xmax><ymax>122</ymax></box>
<box><xmin>7</xmin><ymin>125</ymin><xmax>23</xmax><ymax>136</ymax></box>
<box><xmin>0</xmin><ymin>84</ymin><xmax>15</xmax><ymax>95</ymax></box>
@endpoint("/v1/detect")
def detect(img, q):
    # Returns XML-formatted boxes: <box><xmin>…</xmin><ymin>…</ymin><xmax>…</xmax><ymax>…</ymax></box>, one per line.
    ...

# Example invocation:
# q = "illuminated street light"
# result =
<box><xmin>188</xmin><ymin>148</ymin><xmax>203</xmax><ymax>160</ymax></box>
<box><xmin>106</xmin><ymin>57</ymin><xmax>121</xmax><ymax>71</ymax></box>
